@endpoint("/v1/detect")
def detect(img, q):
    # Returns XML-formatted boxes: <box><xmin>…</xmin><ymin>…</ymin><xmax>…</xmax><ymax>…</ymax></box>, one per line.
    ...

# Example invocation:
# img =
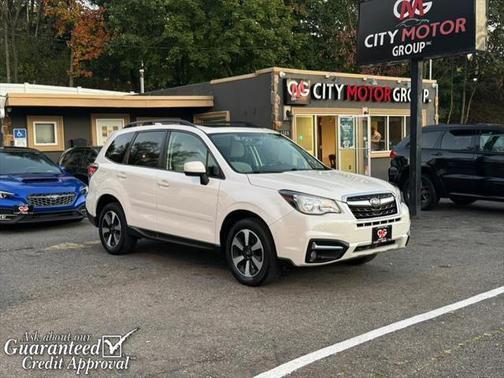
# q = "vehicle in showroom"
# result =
<box><xmin>389</xmin><ymin>124</ymin><xmax>504</xmax><ymax>210</ymax></box>
<box><xmin>86</xmin><ymin>120</ymin><xmax>410</xmax><ymax>286</ymax></box>
<box><xmin>59</xmin><ymin>146</ymin><xmax>101</xmax><ymax>184</ymax></box>
<box><xmin>0</xmin><ymin>147</ymin><xmax>88</xmax><ymax>224</ymax></box>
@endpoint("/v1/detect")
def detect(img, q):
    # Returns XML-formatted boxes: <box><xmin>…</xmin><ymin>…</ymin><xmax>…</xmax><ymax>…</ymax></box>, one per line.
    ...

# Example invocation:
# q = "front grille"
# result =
<box><xmin>27</xmin><ymin>193</ymin><xmax>76</xmax><ymax>208</ymax></box>
<box><xmin>347</xmin><ymin>193</ymin><xmax>398</xmax><ymax>219</ymax></box>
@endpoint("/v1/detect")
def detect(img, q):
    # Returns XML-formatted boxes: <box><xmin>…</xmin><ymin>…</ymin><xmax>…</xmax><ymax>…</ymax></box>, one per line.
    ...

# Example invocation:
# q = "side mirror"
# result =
<box><xmin>58</xmin><ymin>165</ymin><xmax>67</xmax><ymax>173</ymax></box>
<box><xmin>184</xmin><ymin>161</ymin><xmax>209</xmax><ymax>185</ymax></box>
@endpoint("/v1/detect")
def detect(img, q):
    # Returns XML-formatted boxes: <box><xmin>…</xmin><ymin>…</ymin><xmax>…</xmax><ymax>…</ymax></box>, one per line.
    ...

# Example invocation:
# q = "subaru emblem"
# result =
<box><xmin>369</xmin><ymin>197</ymin><xmax>381</xmax><ymax>207</ymax></box>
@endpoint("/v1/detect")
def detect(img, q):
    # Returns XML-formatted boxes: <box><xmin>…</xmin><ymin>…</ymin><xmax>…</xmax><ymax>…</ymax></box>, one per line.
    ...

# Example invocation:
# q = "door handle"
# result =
<box><xmin>432</xmin><ymin>152</ymin><xmax>442</xmax><ymax>156</ymax></box>
<box><xmin>158</xmin><ymin>180</ymin><xmax>170</xmax><ymax>188</ymax></box>
<box><xmin>117</xmin><ymin>172</ymin><xmax>127</xmax><ymax>179</ymax></box>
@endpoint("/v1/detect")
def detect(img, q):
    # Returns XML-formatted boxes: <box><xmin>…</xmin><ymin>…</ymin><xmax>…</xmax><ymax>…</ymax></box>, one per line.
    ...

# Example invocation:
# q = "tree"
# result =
<box><xmin>44</xmin><ymin>0</ymin><xmax>108</xmax><ymax>86</ymax></box>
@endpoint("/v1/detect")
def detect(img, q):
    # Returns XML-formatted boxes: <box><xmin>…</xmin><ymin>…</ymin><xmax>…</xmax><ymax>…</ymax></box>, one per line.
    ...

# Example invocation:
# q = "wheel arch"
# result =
<box><xmin>96</xmin><ymin>194</ymin><xmax>121</xmax><ymax>219</ymax></box>
<box><xmin>399</xmin><ymin>165</ymin><xmax>446</xmax><ymax>197</ymax></box>
<box><xmin>219</xmin><ymin>210</ymin><xmax>276</xmax><ymax>254</ymax></box>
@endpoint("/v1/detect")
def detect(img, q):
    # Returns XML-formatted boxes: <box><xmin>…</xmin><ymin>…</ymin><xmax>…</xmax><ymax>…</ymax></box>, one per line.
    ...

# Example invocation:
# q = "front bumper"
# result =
<box><xmin>0</xmin><ymin>205</ymin><xmax>87</xmax><ymax>225</ymax></box>
<box><xmin>270</xmin><ymin>202</ymin><xmax>411</xmax><ymax>266</ymax></box>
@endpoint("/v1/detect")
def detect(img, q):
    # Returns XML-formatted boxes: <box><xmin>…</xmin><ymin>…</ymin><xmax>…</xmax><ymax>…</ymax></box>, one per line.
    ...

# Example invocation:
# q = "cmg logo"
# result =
<box><xmin>393</xmin><ymin>0</ymin><xmax>433</xmax><ymax>20</ymax></box>
<box><xmin>286</xmin><ymin>80</ymin><xmax>310</xmax><ymax>101</ymax></box>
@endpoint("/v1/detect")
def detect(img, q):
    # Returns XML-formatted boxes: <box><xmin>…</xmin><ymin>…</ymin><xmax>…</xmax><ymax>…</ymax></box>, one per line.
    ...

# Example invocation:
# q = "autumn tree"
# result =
<box><xmin>44</xmin><ymin>0</ymin><xmax>108</xmax><ymax>86</ymax></box>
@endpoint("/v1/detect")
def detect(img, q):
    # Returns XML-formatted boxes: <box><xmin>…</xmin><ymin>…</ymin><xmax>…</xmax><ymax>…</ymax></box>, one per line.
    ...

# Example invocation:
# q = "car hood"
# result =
<box><xmin>247</xmin><ymin>170</ymin><xmax>396</xmax><ymax>202</ymax></box>
<box><xmin>0</xmin><ymin>173</ymin><xmax>85</xmax><ymax>195</ymax></box>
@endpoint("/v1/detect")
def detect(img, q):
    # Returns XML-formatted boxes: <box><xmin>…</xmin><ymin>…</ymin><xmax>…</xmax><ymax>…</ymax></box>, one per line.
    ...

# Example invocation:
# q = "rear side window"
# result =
<box><xmin>127</xmin><ymin>131</ymin><xmax>165</xmax><ymax>168</ymax></box>
<box><xmin>440</xmin><ymin>130</ymin><xmax>475</xmax><ymax>151</ymax></box>
<box><xmin>480</xmin><ymin>130</ymin><xmax>504</xmax><ymax>153</ymax></box>
<box><xmin>105</xmin><ymin>133</ymin><xmax>134</xmax><ymax>163</ymax></box>
<box><xmin>422</xmin><ymin>131</ymin><xmax>443</xmax><ymax>148</ymax></box>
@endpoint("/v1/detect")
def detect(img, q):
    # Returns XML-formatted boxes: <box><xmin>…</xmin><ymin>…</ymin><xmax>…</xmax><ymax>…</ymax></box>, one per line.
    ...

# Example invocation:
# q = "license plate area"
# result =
<box><xmin>372</xmin><ymin>225</ymin><xmax>392</xmax><ymax>245</ymax></box>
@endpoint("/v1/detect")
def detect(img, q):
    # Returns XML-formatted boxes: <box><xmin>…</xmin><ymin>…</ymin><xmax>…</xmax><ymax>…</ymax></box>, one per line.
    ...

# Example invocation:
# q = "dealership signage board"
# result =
<box><xmin>357</xmin><ymin>0</ymin><xmax>488</xmax><ymax>65</ymax></box>
<box><xmin>284</xmin><ymin>79</ymin><xmax>431</xmax><ymax>105</ymax></box>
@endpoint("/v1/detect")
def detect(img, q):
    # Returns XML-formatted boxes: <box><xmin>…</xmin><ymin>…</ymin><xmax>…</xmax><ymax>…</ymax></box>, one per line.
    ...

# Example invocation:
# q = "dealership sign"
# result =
<box><xmin>357</xmin><ymin>0</ymin><xmax>487</xmax><ymax>65</ymax></box>
<box><xmin>284</xmin><ymin>79</ymin><xmax>430</xmax><ymax>105</ymax></box>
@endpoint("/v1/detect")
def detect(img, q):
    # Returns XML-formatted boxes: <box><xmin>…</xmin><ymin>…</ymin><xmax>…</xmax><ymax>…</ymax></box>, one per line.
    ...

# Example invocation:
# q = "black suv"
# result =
<box><xmin>389</xmin><ymin>124</ymin><xmax>504</xmax><ymax>210</ymax></box>
<box><xmin>58</xmin><ymin>147</ymin><xmax>101</xmax><ymax>184</ymax></box>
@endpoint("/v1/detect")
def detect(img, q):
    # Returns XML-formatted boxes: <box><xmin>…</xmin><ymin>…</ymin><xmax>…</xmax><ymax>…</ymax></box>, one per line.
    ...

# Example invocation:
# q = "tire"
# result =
<box><xmin>225</xmin><ymin>218</ymin><xmax>279</xmax><ymax>286</ymax></box>
<box><xmin>345</xmin><ymin>253</ymin><xmax>377</xmax><ymax>265</ymax></box>
<box><xmin>450</xmin><ymin>196</ymin><xmax>477</xmax><ymax>206</ymax></box>
<box><xmin>98</xmin><ymin>202</ymin><xmax>137</xmax><ymax>255</ymax></box>
<box><xmin>403</xmin><ymin>175</ymin><xmax>439</xmax><ymax>210</ymax></box>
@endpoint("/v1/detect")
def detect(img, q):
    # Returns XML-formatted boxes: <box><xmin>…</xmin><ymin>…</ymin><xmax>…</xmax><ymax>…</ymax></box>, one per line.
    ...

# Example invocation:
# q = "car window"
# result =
<box><xmin>105</xmin><ymin>133</ymin><xmax>134</xmax><ymax>163</ymax></box>
<box><xmin>84</xmin><ymin>149</ymin><xmax>99</xmax><ymax>166</ymax></box>
<box><xmin>440</xmin><ymin>130</ymin><xmax>475</xmax><ymax>151</ymax></box>
<box><xmin>421</xmin><ymin>131</ymin><xmax>443</xmax><ymax>148</ymax></box>
<box><xmin>480</xmin><ymin>131</ymin><xmax>504</xmax><ymax>153</ymax></box>
<box><xmin>127</xmin><ymin>131</ymin><xmax>165</xmax><ymax>168</ymax></box>
<box><xmin>63</xmin><ymin>150</ymin><xmax>83</xmax><ymax>167</ymax></box>
<box><xmin>210</xmin><ymin>132</ymin><xmax>326</xmax><ymax>174</ymax></box>
<box><xmin>166</xmin><ymin>131</ymin><xmax>220</xmax><ymax>177</ymax></box>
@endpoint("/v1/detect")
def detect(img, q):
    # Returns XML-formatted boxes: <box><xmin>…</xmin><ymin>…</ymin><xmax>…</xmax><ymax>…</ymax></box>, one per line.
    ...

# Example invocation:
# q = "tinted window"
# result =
<box><xmin>105</xmin><ymin>133</ymin><xmax>134</xmax><ymax>163</ymax></box>
<box><xmin>422</xmin><ymin>131</ymin><xmax>443</xmax><ymax>148</ymax></box>
<box><xmin>62</xmin><ymin>150</ymin><xmax>83</xmax><ymax>167</ymax></box>
<box><xmin>0</xmin><ymin>151</ymin><xmax>61</xmax><ymax>175</ymax></box>
<box><xmin>480</xmin><ymin>131</ymin><xmax>504</xmax><ymax>153</ymax></box>
<box><xmin>128</xmin><ymin>131</ymin><xmax>165</xmax><ymax>167</ymax></box>
<box><xmin>440</xmin><ymin>130</ymin><xmax>475</xmax><ymax>151</ymax></box>
<box><xmin>166</xmin><ymin>132</ymin><xmax>220</xmax><ymax>176</ymax></box>
<box><xmin>84</xmin><ymin>149</ymin><xmax>99</xmax><ymax>166</ymax></box>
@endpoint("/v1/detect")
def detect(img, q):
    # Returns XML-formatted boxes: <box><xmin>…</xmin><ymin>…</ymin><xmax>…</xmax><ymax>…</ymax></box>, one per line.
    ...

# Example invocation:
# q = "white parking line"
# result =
<box><xmin>255</xmin><ymin>286</ymin><xmax>504</xmax><ymax>378</ymax></box>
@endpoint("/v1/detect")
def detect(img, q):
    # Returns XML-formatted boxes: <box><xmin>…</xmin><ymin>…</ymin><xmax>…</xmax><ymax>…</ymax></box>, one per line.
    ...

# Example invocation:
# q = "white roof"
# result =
<box><xmin>0</xmin><ymin>83</ymin><xmax>130</xmax><ymax>96</ymax></box>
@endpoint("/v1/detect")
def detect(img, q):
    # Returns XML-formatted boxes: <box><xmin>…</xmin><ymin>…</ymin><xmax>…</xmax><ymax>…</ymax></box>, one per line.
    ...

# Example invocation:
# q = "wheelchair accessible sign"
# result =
<box><xmin>13</xmin><ymin>128</ymin><xmax>27</xmax><ymax>147</ymax></box>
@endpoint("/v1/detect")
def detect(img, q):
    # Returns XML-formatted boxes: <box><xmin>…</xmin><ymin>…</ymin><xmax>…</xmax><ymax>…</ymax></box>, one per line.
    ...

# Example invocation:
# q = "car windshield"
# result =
<box><xmin>209</xmin><ymin>132</ymin><xmax>328</xmax><ymax>174</ymax></box>
<box><xmin>0</xmin><ymin>150</ymin><xmax>61</xmax><ymax>175</ymax></box>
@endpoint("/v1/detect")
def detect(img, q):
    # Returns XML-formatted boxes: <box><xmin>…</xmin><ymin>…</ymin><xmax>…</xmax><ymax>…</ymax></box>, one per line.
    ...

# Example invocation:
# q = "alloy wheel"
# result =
<box><xmin>101</xmin><ymin>210</ymin><xmax>122</xmax><ymax>249</ymax></box>
<box><xmin>231</xmin><ymin>229</ymin><xmax>264</xmax><ymax>278</ymax></box>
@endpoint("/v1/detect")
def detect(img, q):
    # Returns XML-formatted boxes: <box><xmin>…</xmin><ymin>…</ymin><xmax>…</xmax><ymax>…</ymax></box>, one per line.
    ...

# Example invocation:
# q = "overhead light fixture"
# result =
<box><xmin>279</xmin><ymin>71</ymin><xmax>286</xmax><ymax>78</ymax></box>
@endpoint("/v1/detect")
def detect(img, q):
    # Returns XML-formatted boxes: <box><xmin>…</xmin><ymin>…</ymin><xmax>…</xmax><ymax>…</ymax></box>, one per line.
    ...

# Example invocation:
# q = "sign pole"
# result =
<box><xmin>409</xmin><ymin>58</ymin><xmax>424</xmax><ymax>217</ymax></box>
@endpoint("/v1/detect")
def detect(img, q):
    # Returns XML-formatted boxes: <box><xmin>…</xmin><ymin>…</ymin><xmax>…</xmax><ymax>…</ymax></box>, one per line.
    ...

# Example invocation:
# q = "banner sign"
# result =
<box><xmin>357</xmin><ymin>0</ymin><xmax>488</xmax><ymax>65</ymax></box>
<box><xmin>283</xmin><ymin>79</ymin><xmax>430</xmax><ymax>105</ymax></box>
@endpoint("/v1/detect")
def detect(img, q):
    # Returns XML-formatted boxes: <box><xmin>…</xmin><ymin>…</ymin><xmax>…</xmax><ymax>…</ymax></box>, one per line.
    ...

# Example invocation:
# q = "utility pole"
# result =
<box><xmin>409</xmin><ymin>58</ymin><xmax>424</xmax><ymax>217</ymax></box>
<box><xmin>139</xmin><ymin>62</ymin><xmax>145</xmax><ymax>94</ymax></box>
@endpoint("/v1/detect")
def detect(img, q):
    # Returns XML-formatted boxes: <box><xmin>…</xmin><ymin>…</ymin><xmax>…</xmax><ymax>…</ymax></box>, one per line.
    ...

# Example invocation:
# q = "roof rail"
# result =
<box><xmin>124</xmin><ymin>118</ymin><xmax>196</xmax><ymax>128</ymax></box>
<box><xmin>197</xmin><ymin>120</ymin><xmax>263</xmax><ymax>128</ymax></box>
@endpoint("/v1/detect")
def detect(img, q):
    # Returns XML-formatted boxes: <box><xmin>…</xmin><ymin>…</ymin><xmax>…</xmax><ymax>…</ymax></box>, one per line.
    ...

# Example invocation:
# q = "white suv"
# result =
<box><xmin>86</xmin><ymin>120</ymin><xmax>410</xmax><ymax>286</ymax></box>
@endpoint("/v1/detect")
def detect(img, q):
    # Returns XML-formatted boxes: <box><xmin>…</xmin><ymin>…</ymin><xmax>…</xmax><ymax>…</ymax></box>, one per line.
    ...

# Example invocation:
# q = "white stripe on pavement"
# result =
<box><xmin>255</xmin><ymin>286</ymin><xmax>504</xmax><ymax>378</ymax></box>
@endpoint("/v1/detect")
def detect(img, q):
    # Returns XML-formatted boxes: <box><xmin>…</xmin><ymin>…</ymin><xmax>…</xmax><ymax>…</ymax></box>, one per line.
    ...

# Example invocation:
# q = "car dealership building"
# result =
<box><xmin>1</xmin><ymin>67</ymin><xmax>438</xmax><ymax>179</ymax></box>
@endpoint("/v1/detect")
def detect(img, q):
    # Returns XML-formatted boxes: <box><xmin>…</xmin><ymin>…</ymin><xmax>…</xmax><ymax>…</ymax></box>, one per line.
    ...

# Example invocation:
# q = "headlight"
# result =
<box><xmin>0</xmin><ymin>191</ymin><xmax>14</xmax><ymax>199</ymax></box>
<box><xmin>279</xmin><ymin>190</ymin><xmax>341</xmax><ymax>215</ymax></box>
<box><xmin>393</xmin><ymin>186</ymin><xmax>404</xmax><ymax>203</ymax></box>
<box><xmin>80</xmin><ymin>186</ymin><xmax>88</xmax><ymax>195</ymax></box>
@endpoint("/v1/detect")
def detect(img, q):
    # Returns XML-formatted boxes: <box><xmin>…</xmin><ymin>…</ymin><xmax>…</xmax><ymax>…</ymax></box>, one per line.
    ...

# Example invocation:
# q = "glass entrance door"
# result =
<box><xmin>338</xmin><ymin>116</ymin><xmax>371</xmax><ymax>176</ymax></box>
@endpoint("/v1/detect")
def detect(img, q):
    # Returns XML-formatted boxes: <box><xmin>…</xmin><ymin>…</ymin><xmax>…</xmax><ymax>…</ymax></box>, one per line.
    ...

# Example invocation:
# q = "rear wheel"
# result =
<box><xmin>450</xmin><ymin>196</ymin><xmax>477</xmax><ymax>206</ymax></box>
<box><xmin>346</xmin><ymin>254</ymin><xmax>377</xmax><ymax>265</ymax></box>
<box><xmin>98</xmin><ymin>202</ymin><xmax>137</xmax><ymax>255</ymax></box>
<box><xmin>225</xmin><ymin>218</ymin><xmax>279</xmax><ymax>286</ymax></box>
<box><xmin>403</xmin><ymin>175</ymin><xmax>439</xmax><ymax>210</ymax></box>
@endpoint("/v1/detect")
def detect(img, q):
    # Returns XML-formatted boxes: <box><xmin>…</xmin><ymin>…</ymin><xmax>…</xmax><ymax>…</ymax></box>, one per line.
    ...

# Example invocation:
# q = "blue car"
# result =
<box><xmin>0</xmin><ymin>147</ymin><xmax>87</xmax><ymax>224</ymax></box>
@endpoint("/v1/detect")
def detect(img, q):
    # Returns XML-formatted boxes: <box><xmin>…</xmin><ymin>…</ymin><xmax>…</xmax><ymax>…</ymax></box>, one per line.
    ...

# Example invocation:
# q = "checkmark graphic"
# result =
<box><xmin>102</xmin><ymin>328</ymin><xmax>138</xmax><ymax>358</ymax></box>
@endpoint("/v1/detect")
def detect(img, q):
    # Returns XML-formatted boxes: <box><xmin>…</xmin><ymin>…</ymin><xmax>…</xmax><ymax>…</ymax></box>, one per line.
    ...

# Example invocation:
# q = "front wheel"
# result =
<box><xmin>225</xmin><ymin>218</ymin><xmax>279</xmax><ymax>286</ymax></box>
<box><xmin>98</xmin><ymin>202</ymin><xmax>137</xmax><ymax>255</ymax></box>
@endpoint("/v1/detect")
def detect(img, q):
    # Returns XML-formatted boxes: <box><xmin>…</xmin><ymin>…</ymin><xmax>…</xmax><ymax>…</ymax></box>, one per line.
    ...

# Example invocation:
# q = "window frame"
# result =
<box><xmin>27</xmin><ymin>116</ymin><xmax>65</xmax><ymax>152</ymax></box>
<box><xmin>162</xmin><ymin>130</ymin><xmax>225</xmax><ymax>179</ymax></box>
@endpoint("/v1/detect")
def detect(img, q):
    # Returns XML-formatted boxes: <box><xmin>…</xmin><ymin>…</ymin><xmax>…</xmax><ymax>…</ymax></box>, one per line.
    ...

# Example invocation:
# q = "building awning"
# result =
<box><xmin>5</xmin><ymin>93</ymin><xmax>213</xmax><ymax>108</ymax></box>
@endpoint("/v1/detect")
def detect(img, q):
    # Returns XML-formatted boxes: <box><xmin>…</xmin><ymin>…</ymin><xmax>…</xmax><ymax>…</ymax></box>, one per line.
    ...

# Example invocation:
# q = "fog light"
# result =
<box><xmin>309</xmin><ymin>251</ymin><xmax>317</xmax><ymax>262</ymax></box>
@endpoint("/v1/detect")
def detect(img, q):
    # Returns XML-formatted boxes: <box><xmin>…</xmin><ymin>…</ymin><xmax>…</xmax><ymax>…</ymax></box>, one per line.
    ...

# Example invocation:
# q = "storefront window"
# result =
<box><xmin>295</xmin><ymin>116</ymin><xmax>315</xmax><ymax>155</ymax></box>
<box><xmin>370</xmin><ymin>117</ymin><xmax>386</xmax><ymax>151</ymax></box>
<box><xmin>389</xmin><ymin>117</ymin><xmax>404</xmax><ymax>149</ymax></box>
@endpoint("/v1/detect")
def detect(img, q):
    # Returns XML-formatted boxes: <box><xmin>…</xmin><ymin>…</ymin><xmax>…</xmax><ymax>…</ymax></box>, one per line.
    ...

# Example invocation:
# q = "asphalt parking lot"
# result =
<box><xmin>1</xmin><ymin>200</ymin><xmax>503</xmax><ymax>377</ymax></box>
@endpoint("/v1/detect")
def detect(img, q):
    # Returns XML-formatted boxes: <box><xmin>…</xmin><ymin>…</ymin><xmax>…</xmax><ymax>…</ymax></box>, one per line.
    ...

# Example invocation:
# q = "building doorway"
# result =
<box><xmin>316</xmin><ymin>116</ymin><xmax>337</xmax><ymax>168</ymax></box>
<box><xmin>338</xmin><ymin>115</ymin><xmax>371</xmax><ymax>175</ymax></box>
